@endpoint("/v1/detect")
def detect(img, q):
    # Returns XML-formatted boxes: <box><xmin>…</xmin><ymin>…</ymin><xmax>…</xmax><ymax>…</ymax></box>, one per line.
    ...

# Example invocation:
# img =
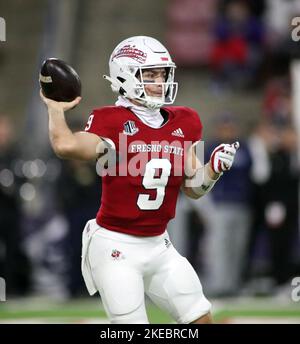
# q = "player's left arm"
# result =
<box><xmin>182</xmin><ymin>142</ymin><xmax>240</xmax><ymax>199</ymax></box>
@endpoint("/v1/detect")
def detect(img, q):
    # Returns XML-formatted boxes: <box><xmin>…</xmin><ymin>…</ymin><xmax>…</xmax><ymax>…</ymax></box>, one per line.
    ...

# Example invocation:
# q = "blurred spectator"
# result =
<box><xmin>17</xmin><ymin>120</ymin><xmax>101</xmax><ymax>299</ymax></box>
<box><xmin>249</xmin><ymin>123</ymin><xmax>299</xmax><ymax>288</ymax></box>
<box><xmin>245</xmin><ymin>121</ymin><xmax>275</xmax><ymax>292</ymax></box>
<box><xmin>245</xmin><ymin>75</ymin><xmax>299</xmax><ymax>292</ymax></box>
<box><xmin>0</xmin><ymin>115</ymin><xmax>31</xmax><ymax>295</ymax></box>
<box><xmin>210</xmin><ymin>0</ymin><xmax>265</xmax><ymax>90</ymax></box>
<box><xmin>203</xmin><ymin>112</ymin><xmax>254</xmax><ymax>297</ymax></box>
<box><xmin>166</xmin><ymin>0</ymin><xmax>218</xmax><ymax>67</ymax></box>
<box><xmin>56</xmin><ymin>155</ymin><xmax>101</xmax><ymax>297</ymax></box>
<box><xmin>23</xmin><ymin>210</ymin><xmax>70</xmax><ymax>300</ymax></box>
<box><xmin>264</xmin><ymin>125</ymin><xmax>299</xmax><ymax>285</ymax></box>
<box><xmin>262</xmin><ymin>76</ymin><xmax>291</xmax><ymax>126</ymax></box>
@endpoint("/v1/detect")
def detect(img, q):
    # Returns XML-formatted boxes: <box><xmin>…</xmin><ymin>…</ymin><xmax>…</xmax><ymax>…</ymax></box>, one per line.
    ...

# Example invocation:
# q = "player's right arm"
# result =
<box><xmin>40</xmin><ymin>90</ymin><xmax>106</xmax><ymax>161</ymax></box>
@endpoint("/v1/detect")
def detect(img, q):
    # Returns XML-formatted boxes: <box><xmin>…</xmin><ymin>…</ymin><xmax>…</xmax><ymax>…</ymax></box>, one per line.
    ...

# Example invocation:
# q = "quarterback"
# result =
<box><xmin>40</xmin><ymin>36</ymin><xmax>239</xmax><ymax>324</ymax></box>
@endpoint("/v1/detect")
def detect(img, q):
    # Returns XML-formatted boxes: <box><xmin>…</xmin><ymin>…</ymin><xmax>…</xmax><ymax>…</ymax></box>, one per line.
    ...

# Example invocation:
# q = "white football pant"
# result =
<box><xmin>82</xmin><ymin>219</ymin><xmax>211</xmax><ymax>324</ymax></box>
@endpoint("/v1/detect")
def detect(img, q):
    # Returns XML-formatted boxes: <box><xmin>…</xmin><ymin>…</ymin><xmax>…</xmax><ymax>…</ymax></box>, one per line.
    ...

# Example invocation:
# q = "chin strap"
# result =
<box><xmin>140</xmin><ymin>97</ymin><xmax>164</xmax><ymax>110</ymax></box>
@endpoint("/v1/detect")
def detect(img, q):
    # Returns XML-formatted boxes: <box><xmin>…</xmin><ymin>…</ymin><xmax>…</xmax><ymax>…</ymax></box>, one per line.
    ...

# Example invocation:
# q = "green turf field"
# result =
<box><xmin>0</xmin><ymin>296</ymin><xmax>300</xmax><ymax>324</ymax></box>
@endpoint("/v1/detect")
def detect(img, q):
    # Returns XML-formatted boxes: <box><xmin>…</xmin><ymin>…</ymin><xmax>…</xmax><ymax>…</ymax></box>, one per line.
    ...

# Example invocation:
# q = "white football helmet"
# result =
<box><xmin>104</xmin><ymin>36</ymin><xmax>178</xmax><ymax>110</ymax></box>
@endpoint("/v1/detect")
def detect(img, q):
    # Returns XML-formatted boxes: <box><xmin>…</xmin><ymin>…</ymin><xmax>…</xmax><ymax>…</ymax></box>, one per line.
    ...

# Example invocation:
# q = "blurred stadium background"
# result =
<box><xmin>0</xmin><ymin>0</ymin><xmax>300</xmax><ymax>324</ymax></box>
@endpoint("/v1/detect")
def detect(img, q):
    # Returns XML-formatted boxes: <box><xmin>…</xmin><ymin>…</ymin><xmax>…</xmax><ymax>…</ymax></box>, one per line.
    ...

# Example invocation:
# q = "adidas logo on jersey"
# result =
<box><xmin>171</xmin><ymin>128</ymin><xmax>184</xmax><ymax>138</ymax></box>
<box><xmin>123</xmin><ymin>120</ymin><xmax>139</xmax><ymax>136</ymax></box>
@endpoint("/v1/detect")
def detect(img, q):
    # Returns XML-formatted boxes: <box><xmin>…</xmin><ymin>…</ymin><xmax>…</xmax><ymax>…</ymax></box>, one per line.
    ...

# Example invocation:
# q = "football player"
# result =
<box><xmin>40</xmin><ymin>36</ymin><xmax>239</xmax><ymax>324</ymax></box>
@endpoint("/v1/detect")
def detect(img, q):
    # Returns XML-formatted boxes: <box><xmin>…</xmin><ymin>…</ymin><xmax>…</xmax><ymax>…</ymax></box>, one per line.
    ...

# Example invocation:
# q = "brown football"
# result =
<box><xmin>39</xmin><ymin>58</ymin><xmax>81</xmax><ymax>102</ymax></box>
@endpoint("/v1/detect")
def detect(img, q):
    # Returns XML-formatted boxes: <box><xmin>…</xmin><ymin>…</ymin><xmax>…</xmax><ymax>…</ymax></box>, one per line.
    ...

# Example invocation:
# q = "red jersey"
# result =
<box><xmin>85</xmin><ymin>106</ymin><xmax>202</xmax><ymax>236</ymax></box>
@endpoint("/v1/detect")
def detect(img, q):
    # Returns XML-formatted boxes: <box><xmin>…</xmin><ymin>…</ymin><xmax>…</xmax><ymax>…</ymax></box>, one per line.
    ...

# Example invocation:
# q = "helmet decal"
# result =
<box><xmin>112</xmin><ymin>44</ymin><xmax>147</xmax><ymax>64</ymax></box>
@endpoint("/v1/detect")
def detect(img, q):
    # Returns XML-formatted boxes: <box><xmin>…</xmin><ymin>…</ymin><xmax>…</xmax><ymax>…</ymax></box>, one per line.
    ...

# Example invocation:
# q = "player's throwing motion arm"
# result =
<box><xmin>182</xmin><ymin>142</ymin><xmax>240</xmax><ymax>199</ymax></box>
<box><xmin>40</xmin><ymin>91</ymin><xmax>106</xmax><ymax>161</ymax></box>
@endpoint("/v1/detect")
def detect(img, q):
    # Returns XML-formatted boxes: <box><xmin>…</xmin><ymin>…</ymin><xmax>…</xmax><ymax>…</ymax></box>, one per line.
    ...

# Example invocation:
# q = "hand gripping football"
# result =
<box><xmin>39</xmin><ymin>58</ymin><xmax>81</xmax><ymax>102</ymax></box>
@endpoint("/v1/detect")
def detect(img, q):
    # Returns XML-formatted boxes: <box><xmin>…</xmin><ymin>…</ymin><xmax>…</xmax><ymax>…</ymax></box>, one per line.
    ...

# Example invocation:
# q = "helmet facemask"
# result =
<box><xmin>105</xmin><ymin>64</ymin><xmax>178</xmax><ymax>110</ymax></box>
<box><xmin>133</xmin><ymin>66</ymin><xmax>178</xmax><ymax>110</ymax></box>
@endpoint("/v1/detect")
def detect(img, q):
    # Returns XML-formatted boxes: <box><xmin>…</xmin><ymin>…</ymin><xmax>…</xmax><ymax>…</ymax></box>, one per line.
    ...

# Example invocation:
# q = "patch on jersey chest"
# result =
<box><xmin>123</xmin><ymin>120</ymin><xmax>139</xmax><ymax>136</ymax></box>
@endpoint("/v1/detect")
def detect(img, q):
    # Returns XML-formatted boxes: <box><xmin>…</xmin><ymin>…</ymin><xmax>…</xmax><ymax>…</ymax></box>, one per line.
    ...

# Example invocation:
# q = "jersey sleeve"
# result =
<box><xmin>185</xmin><ymin>107</ymin><xmax>203</xmax><ymax>143</ymax></box>
<box><xmin>84</xmin><ymin>107</ymin><xmax>119</xmax><ymax>151</ymax></box>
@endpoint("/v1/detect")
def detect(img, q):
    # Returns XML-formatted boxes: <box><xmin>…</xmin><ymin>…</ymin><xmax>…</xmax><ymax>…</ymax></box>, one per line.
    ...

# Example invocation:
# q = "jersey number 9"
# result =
<box><xmin>137</xmin><ymin>158</ymin><xmax>171</xmax><ymax>210</ymax></box>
